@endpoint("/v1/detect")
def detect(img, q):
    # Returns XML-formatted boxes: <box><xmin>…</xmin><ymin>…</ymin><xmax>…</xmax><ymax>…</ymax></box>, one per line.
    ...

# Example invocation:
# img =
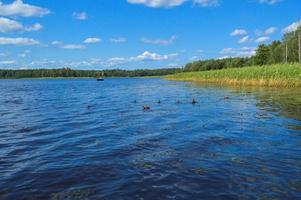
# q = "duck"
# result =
<box><xmin>192</xmin><ymin>98</ymin><xmax>197</xmax><ymax>104</ymax></box>
<box><xmin>143</xmin><ymin>105</ymin><xmax>150</xmax><ymax>110</ymax></box>
<box><xmin>157</xmin><ymin>99</ymin><xmax>161</xmax><ymax>104</ymax></box>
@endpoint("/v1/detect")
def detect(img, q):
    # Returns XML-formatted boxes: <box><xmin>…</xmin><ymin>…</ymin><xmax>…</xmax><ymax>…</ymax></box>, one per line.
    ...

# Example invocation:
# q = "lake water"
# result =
<box><xmin>0</xmin><ymin>78</ymin><xmax>301</xmax><ymax>200</ymax></box>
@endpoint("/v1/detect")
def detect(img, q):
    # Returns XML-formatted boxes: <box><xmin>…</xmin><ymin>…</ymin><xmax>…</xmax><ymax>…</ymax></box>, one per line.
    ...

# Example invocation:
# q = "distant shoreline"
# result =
<box><xmin>0</xmin><ymin>76</ymin><xmax>162</xmax><ymax>80</ymax></box>
<box><xmin>166</xmin><ymin>63</ymin><xmax>301</xmax><ymax>88</ymax></box>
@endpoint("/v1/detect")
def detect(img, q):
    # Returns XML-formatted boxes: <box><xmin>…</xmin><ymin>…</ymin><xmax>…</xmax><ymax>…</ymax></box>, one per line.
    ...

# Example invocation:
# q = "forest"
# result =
<box><xmin>184</xmin><ymin>26</ymin><xmax>301</xmax><ymax>72</ymax></box>
<box><xmin>0</xmin><ymin>68</ymin><xmax>181</xmax><ymax>79</ymax></box>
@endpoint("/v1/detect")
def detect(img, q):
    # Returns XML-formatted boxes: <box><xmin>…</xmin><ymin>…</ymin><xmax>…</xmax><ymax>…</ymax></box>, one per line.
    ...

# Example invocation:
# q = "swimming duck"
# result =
<box><xmin>192</xmin><ymin>98</ymin><xmax>197</xmax><ymax>104</ymax></box>
<box><xmin>143</xmin><ymin>105</ymin><xmax>150</xmax><ymax>110</ymax></box>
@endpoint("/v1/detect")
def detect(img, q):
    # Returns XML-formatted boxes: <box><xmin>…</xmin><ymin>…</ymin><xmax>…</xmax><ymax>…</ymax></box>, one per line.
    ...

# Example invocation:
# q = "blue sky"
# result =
<box><xmin>0</xmin><ymin>0</ymin><xmax>300</xmax><ymax>70</ymax></box>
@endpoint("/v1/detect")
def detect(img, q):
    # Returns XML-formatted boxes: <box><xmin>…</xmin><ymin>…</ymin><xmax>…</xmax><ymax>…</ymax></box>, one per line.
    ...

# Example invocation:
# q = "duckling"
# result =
<box><xmin>192</xmin><ymin>98</ymin><xmax>197</xmax><ymax>104</ymax></box>
<box><xmin>143</xmin><ymin>105</ymin><xmax>150</xmax><ymax>110</ymax></box>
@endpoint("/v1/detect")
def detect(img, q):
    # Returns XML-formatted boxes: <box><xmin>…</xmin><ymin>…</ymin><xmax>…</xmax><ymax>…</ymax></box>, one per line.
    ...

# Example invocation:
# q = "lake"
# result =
<box><xmin>0</xmin><ymin>78</ymin><xmax>301</xmax><ymax>200</ymax></box>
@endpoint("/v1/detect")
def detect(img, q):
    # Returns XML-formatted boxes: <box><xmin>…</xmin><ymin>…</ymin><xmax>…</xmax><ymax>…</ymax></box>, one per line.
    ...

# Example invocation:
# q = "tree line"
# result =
<box><xmin>185</xmin><ymin>25</ymin><xmax>301</xmax><ymax>72</ymax></box>
<box><xmin>0</xmin><ymin>25</ymin><xmax>300</xmax><ymax>77</ymax></box>
<box><xmin>0</xmin><ymin>68</ymin><xmax>182</xmax><ymax>79</ymax></box>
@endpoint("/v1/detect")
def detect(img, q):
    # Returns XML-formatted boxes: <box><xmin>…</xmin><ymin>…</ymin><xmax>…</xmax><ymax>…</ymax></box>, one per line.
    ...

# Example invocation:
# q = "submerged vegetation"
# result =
<box><xmin>166</xmin><ymin>63</ymin><xmax>301</xmax><ymax>87</ymax></box>
<box><xmin>0</xmin><ymin>68</ymin><xmax>181</xmax><ymax>79</ymax></box>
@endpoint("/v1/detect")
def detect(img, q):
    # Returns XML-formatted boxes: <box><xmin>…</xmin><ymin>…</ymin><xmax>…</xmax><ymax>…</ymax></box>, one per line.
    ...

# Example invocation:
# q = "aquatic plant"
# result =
<box><xmin>166</xmin><ymin>63</ymin><xmax>301</xmax><ymax>88</ymax></box>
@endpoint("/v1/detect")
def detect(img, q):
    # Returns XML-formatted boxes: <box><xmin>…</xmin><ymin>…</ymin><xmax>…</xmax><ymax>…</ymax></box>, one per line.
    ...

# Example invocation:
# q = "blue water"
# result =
<box><xmin>0</xmin><ymin>78</ymin><xmax>301</xmax><ymax>200</ymax></box>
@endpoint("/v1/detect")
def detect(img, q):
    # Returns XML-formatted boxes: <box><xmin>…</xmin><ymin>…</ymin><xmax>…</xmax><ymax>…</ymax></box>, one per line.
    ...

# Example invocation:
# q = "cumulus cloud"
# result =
<box><xmin>61</xmin><ymin>44</ymin><xmax>86</xmax><ymax>49</ymax></box>
<box><xmin>238</xmin><ymin>35</ymin><xmax>250</xmax><ymax>44</ymax></box>
<box><xmin>257</xmin><ymin>0</ymin><xmax>282</xmax><ymax>5</ymax></box>
<box><xmin>0</xmin><ymin>37</ymin><xmax>40</xmax><ymax>45</ymax></box>
<box><xmin>193</xmin><ymin>0</ymin><xmax>219</xmax><ymax>7</ymax></box>
<box><xmin>141</xmin><ymin>35</ymin><xmax>177</xmax><ymax>45</ymax></box>
<box><xmin>135</xmin><ymin>51</ymin><xmax>176</xmax><ymax>61</ymax></box>
<box><xmin>51</xmin><ymin>41</ymin><xmax>63</xmax><ymax>46</ymax></box>
<box><xmin>26</xmin><ymin>51</ymin><xmax>178</xmax><ymax>68</ymax></box>
<box><xmin>255</xmin><ymin>26</ymin><xmax>277</xmax><ymax>36</ymax></box>
<box><xmin>84</xmin><ymin>37</ymin><xmax>102</xmax><ymax>44</ymax></box>
<box><xmin>230</xmin><ymin>29</ymin><xmax>248</xmax><ymax>36</ymax></box>
<box><xmin>51</xmin><ymin>41</ymin><xmax>86</xmax><ymax>49</ymax></box>
<box><xmin>283</xmin><ymin>19</ymin><xmax>301</xmax><ymax>33</ymax></box>
<box><xmin>0</xmin><ymin>60</ymin><xmax>16</xmax><ymax>65</ymax></box>
<box><xmin>0</xmin><ymin>0</ymin><xmax>50</xmax><ymax>17</ymax></box>
<box><xmin>127</xmin><ymin>0</ymin><xmax>219</xmax><ymax>8</ymax></box>
<box><xmin>72</xmin><ymin>12</ymin><xmax>88</xmax><ymax>20</ymax></box>
<box><xmin>0</xmin><ymin>17</ymin><xmax>42</xmax><ymax>33</ymax></box>
<box><xmin>255</xmin><ymin>36</ymin><xmax>270</xmax><ymax>43</ymax></box>
<box><xmin>99</xmin><ymin>51</ymin><xmax>177</xmax><ymax>67</ymax></box>
<box><xmin>220</xmin><ymin>47</ymin><xmax>256</xmax><ymax>57</ymax></box>
<box><xmin>110</xmin><ymin>37</ymin><xmax>127</xmax><ymax>43</ymax></box>
<box><xmin>127</xmin><ymin>0</ymin><xmax>187</xmax><ymax>8</ymax></box>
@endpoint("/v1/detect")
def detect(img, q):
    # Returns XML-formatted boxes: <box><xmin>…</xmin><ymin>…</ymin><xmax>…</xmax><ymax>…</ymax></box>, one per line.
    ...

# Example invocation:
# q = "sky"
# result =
<box><xmin>0</xmin><ymin>0</ymin><xmax>300</xmax><ymax>70</ymax></box>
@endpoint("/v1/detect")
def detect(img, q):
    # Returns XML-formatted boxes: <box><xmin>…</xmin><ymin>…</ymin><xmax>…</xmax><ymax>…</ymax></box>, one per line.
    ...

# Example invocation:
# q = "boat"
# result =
<box><xmin>96</xmin><ymin>72</ymin><xmax>105</xmax><ymax>81</ymax></box>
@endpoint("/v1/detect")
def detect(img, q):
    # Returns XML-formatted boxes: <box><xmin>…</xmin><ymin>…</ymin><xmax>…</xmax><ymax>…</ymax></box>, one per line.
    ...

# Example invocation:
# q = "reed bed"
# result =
<box><xmin>166</xmin><ymin>63</ymin><xmax>301</xmax><ymax>87</ymax></box>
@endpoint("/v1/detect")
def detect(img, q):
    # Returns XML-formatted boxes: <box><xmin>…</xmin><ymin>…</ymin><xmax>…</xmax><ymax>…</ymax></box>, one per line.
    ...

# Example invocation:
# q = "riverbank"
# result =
<box><xmin>166</xmin><ymin>63</ymin><xmax>301</xmax><ymax>87</ymax></box>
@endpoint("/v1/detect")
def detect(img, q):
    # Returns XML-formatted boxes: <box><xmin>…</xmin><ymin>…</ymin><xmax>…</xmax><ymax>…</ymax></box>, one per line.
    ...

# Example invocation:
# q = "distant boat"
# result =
<box><xmin>96</xmin><ymin>72</ymin><xmax>105</xmax><ymax>81</ymax></box>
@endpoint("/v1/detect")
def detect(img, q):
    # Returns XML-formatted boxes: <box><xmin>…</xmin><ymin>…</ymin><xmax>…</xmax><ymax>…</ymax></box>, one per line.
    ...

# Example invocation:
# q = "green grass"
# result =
<box><xmin>166</xmin><ymin>63</ymin><xmax>301</xmax><ymax>87</ymax></box>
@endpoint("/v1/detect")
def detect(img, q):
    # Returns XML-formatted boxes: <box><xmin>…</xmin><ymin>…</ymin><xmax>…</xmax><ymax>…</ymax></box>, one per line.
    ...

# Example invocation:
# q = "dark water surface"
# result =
<box><xmin>0</xmin><ymin>78</ymin><xmax>301</xmax><ymax>200</ymax></box>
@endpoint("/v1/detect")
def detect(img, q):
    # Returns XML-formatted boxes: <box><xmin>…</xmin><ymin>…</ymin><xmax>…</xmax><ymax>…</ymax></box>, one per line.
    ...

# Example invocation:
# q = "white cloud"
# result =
<box><xmin>72</xmin><ymin>12</ymin><xmax>88</xmax><ymax>20</ymax></box>
<box><xmin>220</xmin><ymin>47</ymin><xmax>256</xmax><ymax>57</ymax></box>
<box><xmin>255</xmin><ymin>26</ymin><xmax>277</xmax><ymax>36</ymax></box>
<box><xmin>105</xmin><ymin>57</ymin><xmax>128</xmax><ymax>67</ymax></box>
<box><xmin>194</xmin><ymin>0</ymin><xmax>219</xmax><ymax>7</ymax></box>
<box><xmin>230</xmin><ymin>29</ymin><xmax>247</xmax><ymax>36</ymax></box>
<box><xmin>61</xmin><ymin>44</ymin><xmax>86</xmax><ymax>49</ymax></box>
<box><xmin>0</xmin><ymin>60</ymin><xmax>16</xmax><ymax>65</ymax></box>
<box><xmin>238</xmin><ymin>35</ymin><xmax>250</xmax><ymax>44</ymax></box>
<box><xmin>25</xmin><ymin>23</ymin><xmax>42</xmax><ymax>32</ymax></box>
<box><xmin>51</xmin><ymin>41</ymin><xmax>86</xmax><ymax>49</ymax></box>
<box><xmin>0</xmin><ymin>37</ymin><xmax>40</xmax><ymax>45</ymax></box>
<box><xmin>84</xmin><ymin>37</ymin><xmax>102</xmax><ymax>44</ymax></box>
<box><xmin>283</xmin><ymin>19</ymin><xmax>301</xmax><ymax>33</ymax></box>
<box><xmin>141</xmin><ymin>35</ymin><xmax>177</xmax><ymax>45</ymax></box>
<box><xmin>257</xmin><ymin>0</ymin><xmax>282</xmax><ymax>5</ymax></box>
<box><xmin>0</xmin><ymin>0</ymin><xmax>50</xmax><ymax>17</ymax></box>
<box><xmin>264</xmin><ymin>27</ymin><xmax>277</xmax><ymax>35</ymax></box>
<box><xmin>110</xmin><ymin>37</ymin><xmax>127</xmax><ymax>43</ymax></box>
<box><xmin>255</xmin><ymin>36</ymin><xmax>270</xmax><ymax>43</ymax></box>
<box><xmin>18</xmin><ymin>49</ymin><xmax>30</xmax><ymax>58</ymax></box>
<box><xmin>51</xmin><ymin>41</ymin><xmax>63</xmax><ymax>46</ymax></box>
<box><xmin>18</xmin><ymin>50</ymin><xmax>179</xmax><ymax>69</ymax></box>
<box><xmin>127</xmin><ymin>0</ymin><xmax>187</xmax><ymax>8</ymax></box>
<box><xmin>220</xmin><ymin>48</ymin><xmax>235</xmax><ymax>54</ymax></box>
<box><xmin>127</xmin><ymin>0</ymin><xmax>219</xmax><ymax>8</ymax></box>
<box><xmin>0</xmin><ymin>17</ymin><xmax>42</xmax><ymax>33</ymax></box>
<box><xmin>135</xmin><ymin>51</ymin><xmax>175</xmax><ymax>61</ymax></box>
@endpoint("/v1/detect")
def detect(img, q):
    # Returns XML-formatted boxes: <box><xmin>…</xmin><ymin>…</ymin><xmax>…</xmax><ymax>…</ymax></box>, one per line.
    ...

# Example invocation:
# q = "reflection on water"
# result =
<box><xmin>0</xmin><ymin>78</ymin><xmax>300</xmax><ymax>200</ymax></box>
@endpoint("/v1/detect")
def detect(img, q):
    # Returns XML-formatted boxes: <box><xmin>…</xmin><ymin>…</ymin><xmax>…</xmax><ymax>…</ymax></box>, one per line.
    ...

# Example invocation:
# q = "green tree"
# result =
<box><xmin>254</xmin><ymin>44</ymin><xmax>270</xmax><ymax>66</ymax></box>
